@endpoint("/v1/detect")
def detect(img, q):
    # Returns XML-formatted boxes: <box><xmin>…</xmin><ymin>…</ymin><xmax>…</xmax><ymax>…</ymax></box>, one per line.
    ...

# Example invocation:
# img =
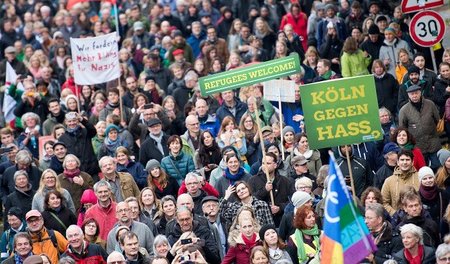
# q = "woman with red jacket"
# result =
<box><xmin>279</xmin><ymin>3</ymin><xmax>308</xmax><ymax>51</ymax></box>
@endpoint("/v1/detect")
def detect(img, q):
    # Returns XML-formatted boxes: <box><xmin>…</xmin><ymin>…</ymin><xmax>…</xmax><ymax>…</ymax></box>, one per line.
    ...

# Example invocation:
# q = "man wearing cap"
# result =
<box><xmin>0</xmin><ymin>207</ymin><xmax>27</xmax><ymax>262</ymax></box>
<box><xmin>398</xmin><ymin>65</ymin><xmax>432</xmax><ymax>109</ymax></box>
<box><xmin>399</xmin><ymin>83</ymin><xmax>441</xmax><ymax>170</ymax></box>
<box><xmin>279</xmin><ymin>191</ymin><xmax>313</xmax><ymax>241</ymax></box>
<box><xmin>169</xmin><ymin>48</ymin><xmax>192</xmax><ymax>72</ymax></box>
<box><xmin>375</xmin><ymin>142</ymin><xmax>400</xmax><ymax>189</ymax></box>
<box><xmin>139</xmin><ymin>118</ymin><xmax>170</xmax><ymax>165</ymax></box>
<box><xmin>379</xmin><ymin>27</ymin><xmax>412</xmax><ymax>77</ymax></box>
<box><xmin>1</xmin><ymin>232</ymin><xmax>36</xmax><ymax>264</ymax></box>
<box><xmin>404</xmin><ymin>52</ymin><xmax>437</xmax><ymax>92</ymax></box>
<box><xmin>25</xmin><ymin>210</ymin><xmax>68</xmax><ymax>264</ymax></box>
<box><xmin>59</xmin><ymin>112</ymin><xmax>100</xmax><ymax>178</ymax></box>
<box><xmin>202</xmin><ymin>195</ymin><xmax>227</xmax><ymax>259</ymax></box>
<box><xmin>361</xmin><ymin>24</ymin><xmax>384</xmax><ymax>62</ymax></box>
<box><xmin>249</xmin><ymin>152</ymin><xmax>294</xmax><ymax>226</ymax></box>
<box><xmin>289</xmin><ymin>155</ymin><xmax>318</xmax><ymax>190</ymax></box>
<box><xmin>132</xmin><ymin>21</ymin><xmax>154</xmax><ymax>50</ymax></box>
<box><xmin>49</xmin><ymin>141</ymin><xmax>67</xmax><ymax>174</ymax></box>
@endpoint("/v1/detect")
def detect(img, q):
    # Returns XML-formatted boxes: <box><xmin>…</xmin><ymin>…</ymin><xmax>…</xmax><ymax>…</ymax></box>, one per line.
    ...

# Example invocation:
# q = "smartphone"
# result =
<box><xmin>143</xmin><ymin>103</ymin><xmax>154</xmax><ymax>109</ymax></box>
<box><xmin>180</xmin><ymin>238</ymin><xmax>192</xmax><ymax>245</ymax></box>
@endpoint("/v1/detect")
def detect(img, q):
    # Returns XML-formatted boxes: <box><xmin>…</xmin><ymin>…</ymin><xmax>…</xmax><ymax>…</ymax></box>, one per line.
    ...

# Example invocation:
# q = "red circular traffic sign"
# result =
<box><xmin>409</xmin><ymin>10</ymin><xmax>445</xmax><ymax>47</ymax></box>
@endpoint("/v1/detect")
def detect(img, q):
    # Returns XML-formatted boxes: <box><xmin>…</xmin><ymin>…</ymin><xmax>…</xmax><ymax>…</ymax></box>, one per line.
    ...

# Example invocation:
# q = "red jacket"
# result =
<box><xmin>222</xmin><ymin>231</ymin><xmax>262</xmax><ymax>264</ymax></box>
<box><xmin>61</xmin><ymin>242</ymin><xmax>107</xmax><ymax>264</ymax></box>
<box><xmin>411</xmin><ymin>147</ymin><xmax>426</xmax><ymax>171</ymax></box>
<box><xmin>178</xmin><ymin>181</ymin><xmax>219</xmax><ymax>197</ymax></box>
<box><xmin>279</xmin><ymin>12</ymin><xmax>308</xmax><ymax>51</ymax></box>
<box><xmin>84</xmin><ymin>201</ymin><xmax>117</xmax><ymax>241</ymax></box>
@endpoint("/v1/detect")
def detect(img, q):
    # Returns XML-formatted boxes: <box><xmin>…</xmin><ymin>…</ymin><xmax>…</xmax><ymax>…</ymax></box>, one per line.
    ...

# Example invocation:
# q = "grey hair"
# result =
<box><xmin>185</xmin><ymin>172</ymin><xmax>201</xmax><ymax>183</ymax></box>
<box><xmin>436</xmin><ymin>243</ymin><xmax>450</xmax><ymax>259</ymax></box>
<box><xmin>400</xmin><ymin>223</ymin><xmax>423</xmax><ymax>245</ymax></box>
<box><xmin>21</xmin><ymin>112</ymin><xmax>41</xmax><ymax>128</ymax></box>
<box><xmin>176</xmin><ymin>205</ymin><xmax>192</xmax><ymax>216</ymax></box>
<box><xmin>152</xmin><ymin>235</ymin><xmax>171</xmax><ymax>256</ymax></box>
<box><xmin>15</xmin><ymin>150</ymin><xmax>33</xmax><ymax>165</ymax></box>
<box><xmin>63</xmin><ymin>154</ymin><xmax>80</xmax><ymax>168</ymax></box>
<box><xmin>184</xmin><ymin>70</ymin><xmax>198</xmax><ymax>82</ymax></box>
<box><xmin>107</xmin><ymin>251</ymin><xmax>126</xmax><ymax>263</ymax></box>
<box><xmin>59</xmin><ymin>256</ymin><xmax>76</xmax><ymax>264</ymax></box>
<box><xmin>365</xmin><ymin>203</ymin><xmax>385</xmax><ymax>219</ymax></box>
<box><xmin>13</xmin><ymin>170</ymin><xmax>28</xmax><ymax>182</ymax></box>
<box><xmin>66</xmin><ymin>225</ymin><xmax>83</xmax><ymax>238</ymax></box>
<box><xmin>379</xmin><ymin>107</ymin><xmax>392</xmax><ymax>117</ymax></box>
<box><xmin>295</xmin><ymin>177</ymin><xmax>313</xmax><ymax>190</ymax></box>
<box><xmin>191</xmin><ymin>21</ymin><xmax>201</xmax><ymax>27</ymax></box>
<box><xmin>93</xmin><ymin>180</ymin><xmax>112</xmax><ymax>192</ymax></box>
<box><xmin>99</xmin><ymin>156</ymin><xmax>115</xmax><ymax>168</ymax></box>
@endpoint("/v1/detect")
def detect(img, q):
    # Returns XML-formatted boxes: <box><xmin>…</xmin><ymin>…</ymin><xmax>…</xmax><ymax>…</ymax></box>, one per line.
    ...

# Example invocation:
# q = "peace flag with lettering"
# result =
<box><xmin>66</xmin><ymin>0</ymin><xmax>116</xmax><ymax>10</ymax></box>
<box><xmin>321</xmin><ymin>152</ymin><xmax>377</xmax><ymax>264</ymax></box>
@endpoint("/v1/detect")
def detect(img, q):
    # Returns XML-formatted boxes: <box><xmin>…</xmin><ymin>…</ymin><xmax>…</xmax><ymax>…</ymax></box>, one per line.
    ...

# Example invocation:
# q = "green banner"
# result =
<box><xmin>199</xmin><ymin>53</ymin><xmax>301</xmax><ymax>96</ymax></box>
<box><xmin>301</xmin><ymin>75</ymin><xmax>383</xmax><ymax>149</ymax></box>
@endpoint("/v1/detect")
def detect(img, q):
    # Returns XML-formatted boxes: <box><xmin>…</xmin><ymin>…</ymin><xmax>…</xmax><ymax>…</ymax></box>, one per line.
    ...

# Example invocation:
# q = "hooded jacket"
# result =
<box><xmin>336</xmin><ymin>145</ymin><xmax>372</xmax><ymax>198</ymax></box>
<box><xmin>222</xmin><ymin>229</ymin><xmax>262</xmax><ymax>264</ymax></box>
<box><xmin>381</xmin><ymin>166</ymin><xmax>419</xmax><ymax>215</ymax></box>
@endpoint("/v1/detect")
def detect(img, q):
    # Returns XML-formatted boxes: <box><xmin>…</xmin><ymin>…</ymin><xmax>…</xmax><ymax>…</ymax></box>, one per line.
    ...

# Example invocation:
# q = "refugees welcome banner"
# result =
<box><xmin>70</xmin><ymin>33</ymin><xmax>120</xmax><ymax>85</ymax></box>
<box><xmin>301</xmin><ymin>75</ymin><xmax>383</xmax><ymax>149</ymax></box>
<box><xmin>198</xmin><ymin>53</ymin><xmax>301</xmax><ymax>96</ymax></box>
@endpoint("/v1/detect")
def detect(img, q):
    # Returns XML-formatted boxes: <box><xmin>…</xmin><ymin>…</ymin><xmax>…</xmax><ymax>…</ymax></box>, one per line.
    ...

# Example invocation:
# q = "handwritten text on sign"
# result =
<box><xmin>70</xmin><ymin>33</ymin><xmax>120</xmax><ymax>85</ymax></box>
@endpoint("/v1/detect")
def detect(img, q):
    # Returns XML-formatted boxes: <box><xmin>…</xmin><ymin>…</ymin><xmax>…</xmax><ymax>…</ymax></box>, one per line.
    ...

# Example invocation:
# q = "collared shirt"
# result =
<box><xmin>106</xmin><ymin>175</ymin><xmax>123</xmax><ymax>202</ymax></box>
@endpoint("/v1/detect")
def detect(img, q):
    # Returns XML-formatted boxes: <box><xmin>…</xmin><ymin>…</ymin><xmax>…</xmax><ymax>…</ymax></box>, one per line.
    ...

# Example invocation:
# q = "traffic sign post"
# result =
<box><xmin>401</xmin><ymin>0</ymin><xmax>443</xmax><ymax>14</ymax></box>
<box><xmin>409</xmin><ymin>10</ymin><xmax>446</xmax><ymax>72</ymax></box>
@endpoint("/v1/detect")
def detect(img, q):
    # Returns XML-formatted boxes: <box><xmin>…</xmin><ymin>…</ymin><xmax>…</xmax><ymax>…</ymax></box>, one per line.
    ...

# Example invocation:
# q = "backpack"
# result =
<box><xmin>47</xmin><ymin>229</ymin><xmax>58</xmax><ymax>250</ymax></box>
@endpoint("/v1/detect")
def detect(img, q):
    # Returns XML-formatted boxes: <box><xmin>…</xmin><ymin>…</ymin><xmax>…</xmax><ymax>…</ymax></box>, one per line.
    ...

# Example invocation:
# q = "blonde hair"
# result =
<box><xmin>37</xmin><ymin>169</ymin><xmax>64</xmax><ymax>194</ymax></box>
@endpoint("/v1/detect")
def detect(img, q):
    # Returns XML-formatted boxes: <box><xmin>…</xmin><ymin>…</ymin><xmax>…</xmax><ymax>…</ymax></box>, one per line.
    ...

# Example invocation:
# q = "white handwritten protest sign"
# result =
<box><xmin>70</xmin><ymin>33</ymin><xmax>120</xmax><ymax>85</ymax></box>
<box><xmin>263</xmin><ymin>79</ymin><xmax>296</xmax><ymax>103</ymax></box>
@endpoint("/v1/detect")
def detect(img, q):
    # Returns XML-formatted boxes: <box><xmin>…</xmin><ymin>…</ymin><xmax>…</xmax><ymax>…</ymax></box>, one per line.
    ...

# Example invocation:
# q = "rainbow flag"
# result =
<box><xmin>321</xmin><ymin>152</ymin><xmax>377</xmax><ymax>264</ymax></box>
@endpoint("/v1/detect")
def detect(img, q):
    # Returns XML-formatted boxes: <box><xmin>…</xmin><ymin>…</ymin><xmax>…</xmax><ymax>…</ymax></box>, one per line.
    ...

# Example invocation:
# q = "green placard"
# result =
<box><xmin>199</xmin><ymin>53</ymin><xmax>301</xmax><ymax>96</ymax></box>
<box><xmin>301</xmin><ymin>75</ymin><xmax>383</xmax><ymax>149</ymax></box>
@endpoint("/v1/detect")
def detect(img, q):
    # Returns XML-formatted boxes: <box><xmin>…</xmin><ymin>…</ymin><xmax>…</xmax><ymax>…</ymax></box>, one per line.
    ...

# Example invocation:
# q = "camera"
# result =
<box><xmin>180</xmin><ymin>238</ymin><xmax>192</xmax><ymax>245</ymax></box>
<box><xmin>143</xmin><ymin>103</ymin><xmax>154</xmax><ymax>109</ymax></box>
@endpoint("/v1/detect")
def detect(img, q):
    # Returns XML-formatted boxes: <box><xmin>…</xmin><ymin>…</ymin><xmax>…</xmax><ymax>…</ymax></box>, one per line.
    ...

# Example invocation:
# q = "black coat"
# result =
<box><xmin>374</xmin><ymin>162</ymin><xmax>395</xmax><ymax>190</ymax></box>
<box><xmin>0</xmin><ymin>165</ymin><xmax>41</xmax><ymax>201</ymax></box>
<box><xmin>138</xmin><ymin>134</ymin><xmax>170</xmax><ymax>165</ymax></box>
<box><xmin>396</xmin><ymin>214</ymin><xmax>439</xmax><ymax>248</ymax></box>
<box><xmin>248</xmin><ymin>171</ymin><xmax>294</xmax><ymax>225</ymax></box>
<box><xmin>42</xmin><ymin>206</ymin><xmax>77</xmax><ymax>235</ymax></box>
<box><xmin>152</xmin><ymin>176</ymin><xmax>179</xmax><ymax>199</ymax></box>
<box><xmin>433</xmin><ymin>75</ymin><xmax>450</xmax><ymax>115</ymax></box>
<box><xmin>58</xmin><ymin>119</ymin><xmax>100</xmax><ymax>177</ymax></box>
<box><xmin>3</xmin><ymin>187</ymin><xmax>35</xmax><ymax>228</ymax></box>
<box><xmin>145</xmin><ymin>67</ymin><xmax>172</xmax><ymax>95</ymax></box>
<box><xmin>420</xmin><ymin>188</ymin><xmax>449</xmax><ymax>228</ymax></box>
<box><xmin>371</xmin><ymin>222</ymin><xmax>403</xmax><ymax>264</ymax></box>
<box><xmin>336</xmin><ymin>153</ymin><xmax>372</xmax><ymax>198</ymax></box>
<box><xmin>375</xmin><ymin>73</ymin><xmax>399</xmax><ymax>115</ymax></box>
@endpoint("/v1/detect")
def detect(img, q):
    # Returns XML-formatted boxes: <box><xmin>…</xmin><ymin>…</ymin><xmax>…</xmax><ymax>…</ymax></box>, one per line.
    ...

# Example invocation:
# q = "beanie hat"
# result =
<box><xmin>291</xmin><ymin>191</ymin><xmax>312</xmax><ymax>208</ymax></box>
<box><xmin>282</xmin><ymin>126</ymin><xmax>295</xmax><ymax>137</ymax></box>
<box><xmin>418</xmin><ymin>166</ymin><xmax>434</xmax><ymax>182</ymax></box>
<box><xmin>368</xmin><ymin>24</ymin><xmax>379</xmax><ymax>35</ymax></box>
<box><xmin>7</xmin><ymin>207</ymin><xmax>24</xmax><ymax>220</ymax></box>
<box><xmin>408</xmin><ymin>65</ymin><xmax>420</xmax><ymax>75</ymax></box>
<box><xmin>259</xmin><ymin>224</ymin><xmax>277</xmax><ymax>240</ymax></box>
<box><xmin>384</xmin><ymin>27</ymin><xmax>396</xmax><ymax>35</ymax></box>
<box><xmin>146</xmin><ymin>159</ymin><xmax>161</xmax><ymax>171</ymax></box>
<box><xmin>105</xmin><ymin>124</ymin><xmax>120</xmax><ymax>136</ymax></box>
<box><xmin>383</xmin><ymin>142</ymin><xmax>400</xmax><ymax>155</ymax></box>
<box><xmin>80</xmin><ymin>189</ymin><xmax>98</xmax><ymax>205</ymax></box>
<box><xmin>437</xmin><ymin>149</ymin><xmax>450</xmax><ymax>166</ymax></box>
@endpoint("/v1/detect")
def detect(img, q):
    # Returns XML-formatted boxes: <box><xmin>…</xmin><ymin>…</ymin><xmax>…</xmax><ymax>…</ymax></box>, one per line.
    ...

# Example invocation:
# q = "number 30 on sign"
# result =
<box><xmin>409</xmin><ymin>10</ymin><xmax>446</xmax><ymax>47</ymax></box>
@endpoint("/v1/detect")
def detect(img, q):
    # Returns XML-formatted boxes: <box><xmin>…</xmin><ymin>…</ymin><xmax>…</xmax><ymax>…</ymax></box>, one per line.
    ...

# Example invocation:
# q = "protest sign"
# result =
<box><xmin>71</xmin><ymin>33</ymin><xmax>120</xmax><ymax>85</ymax></box>
<box><xmin>301</xmin><ymin>75</ymin><xmax>383</xmax><ymax>149</ymax></box>
<box><xmin>263</xmin><ymin>80</ymin><xmax>296</xmax><ymax>103</ymax></box>
<box><xmin>199</xmin><ymin>53</ymin><xmax>301</xmax><ymax>96</ymax></box>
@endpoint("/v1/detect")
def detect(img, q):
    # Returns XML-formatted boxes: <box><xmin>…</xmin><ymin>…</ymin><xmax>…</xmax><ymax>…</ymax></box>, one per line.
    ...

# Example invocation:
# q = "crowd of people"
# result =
<box><xmin>1</xmin><ymin>0</ymin><xmax>450</xmax><ymax>263</ymax></box>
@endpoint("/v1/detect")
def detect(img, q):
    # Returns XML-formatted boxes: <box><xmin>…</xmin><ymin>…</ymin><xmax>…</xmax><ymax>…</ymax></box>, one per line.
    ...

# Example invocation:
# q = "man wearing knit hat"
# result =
<box><xmin>379</xmin><ymin>25</ymin><xmax>412</xmax><ymax>77</ymax></box>
<box><xmin>278</xmin><ymin>191</ymin><xmax>312</xmax><ymax>241</ymax></box>
<box><xmin>360</xmin><ymin>24</ymin><xmax>383</xmax><ymax>62</ymax></box>
<box><xmin>398</xmin><ymin>64</ymin><xmax>432</xmax><ymax>109</ymax></box>
<box><xmin>374</xmin><ymin>142</ymin><xmax>400</xmax><ymax>189</ymax></box>
<box><xmin>399</xmin><ymin>73</ymin><xmax>441</xmax><ymax>171</ymax></box>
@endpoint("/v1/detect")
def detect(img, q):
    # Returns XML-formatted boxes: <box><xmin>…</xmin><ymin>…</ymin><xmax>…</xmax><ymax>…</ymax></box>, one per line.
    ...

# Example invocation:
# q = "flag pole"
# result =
<box><xmin>278</xmin><ymin>89</ymin><xmax>284</xmax><ymax>160</ymax></box>
<box><xmin>254</xmin><ymin>100</ymin><xmax>275</xmax><ymax>206</ymax></box>
<box><xmin>113</xmin><ymin>2</ymin><xmax>124</xmax><ymax>123</ymax></box>
<box><xmin>344</xmin><ymin>145</ymin><xmax>357</xmax><ymax>204</ymax></box>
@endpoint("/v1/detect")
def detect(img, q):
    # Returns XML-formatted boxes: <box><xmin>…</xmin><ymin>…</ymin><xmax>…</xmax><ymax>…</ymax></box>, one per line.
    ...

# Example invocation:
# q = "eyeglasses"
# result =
<box><xmin>178</xmin><ymin>217</ymin><xmax>192</xmax><ymax>223</ymax></box>
<box><xmin>186</xmin><ymin>181</ymin><xmax>199</xmax><ymax>186</ymax></box>
<box><xmin>188</xmin><ymin>123</ymin><xmax>200</xmax><ymax>126</ymax></box>
<box><xmin>297</xmin><ymin>186</ymin><xmax>311</xmax><ymax>189</ymax></box>
<box><xmin>85</xmin><ymin>224</ymin><xmax>97</xmax><ymax>228</ymax></box>
<box><xmin>117</xmin><ymin>208</ymin><xmax>129</xmax><ymax>213</ymax></box>
<box><xmin>439</xmin><ymin>257</ymin><xmax>450</xmax><ymax>262</ymax></box>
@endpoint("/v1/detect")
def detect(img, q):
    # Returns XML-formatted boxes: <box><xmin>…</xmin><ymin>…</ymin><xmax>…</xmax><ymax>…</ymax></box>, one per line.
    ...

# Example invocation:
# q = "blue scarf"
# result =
<box><xmin>14</xmin><ymin>252</ymin><xmax>32</xmax><ymax>264</ymax></box>
<box><xmin>224</xmin><ymin>167</ymin><xmax>245</xmax><ymax>185</ymax></box>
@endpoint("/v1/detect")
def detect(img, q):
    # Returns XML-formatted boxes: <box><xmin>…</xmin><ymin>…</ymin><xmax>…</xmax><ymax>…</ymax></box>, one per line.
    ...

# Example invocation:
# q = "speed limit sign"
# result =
<box><xmin>409</xmin><ymin>10</ymin><xmax>446</xmax><ymax>47</ymax></box>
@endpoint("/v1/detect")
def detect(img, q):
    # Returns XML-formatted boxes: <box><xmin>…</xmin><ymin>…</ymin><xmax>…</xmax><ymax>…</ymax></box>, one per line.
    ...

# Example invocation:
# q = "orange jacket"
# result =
<box><xmin>29</xmin><ymin>228</ymin><xmax>68</xmax><ymax>264</ymax></box>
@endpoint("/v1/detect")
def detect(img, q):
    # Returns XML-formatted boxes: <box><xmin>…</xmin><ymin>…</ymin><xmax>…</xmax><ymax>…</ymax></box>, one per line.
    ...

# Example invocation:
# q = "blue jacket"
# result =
<box><xmin>216</xmin><ymin>98</ymin><xmax>248</xmax><ymax>125</ymax></box>
<box><xmin>199</xmin><ymin>114</ymin><xmax>220</xmax><ymax>137</ymax></box>
<box><xmin>279</xmin><ymin>102</ymin><xmax>303</xmax><ymax>134</ymax></box>
<box><xmin>186</xmin><ymin>31</ymin><xmax>206</xmax><ymax>58</ymax></box>
<box><xmin>161</xmin><ymin>151</ymin><xmax>195</xmax><ymax>185</ymax></box>
<box><xmin>0</xmin><ymin>222</ymin><xmax>27</xmax><ymax>262</ymax></box>
<box><xmin>116</xmin><ymin>160</ymin><xmax>148</xmax><ymax>189</ymax></box>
